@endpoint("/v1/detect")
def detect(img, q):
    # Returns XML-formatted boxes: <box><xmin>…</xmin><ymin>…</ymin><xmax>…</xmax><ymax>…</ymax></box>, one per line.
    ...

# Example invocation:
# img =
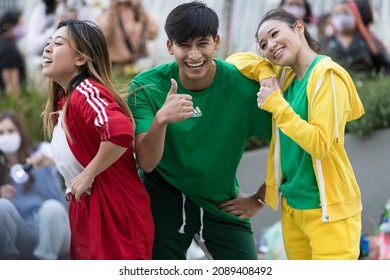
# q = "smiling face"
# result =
<box><xmin>167</xmin><ymin>35</ymin><xmax>220</xmax><ymax>91</ymax></box>
<box><xmin>257</xmin><ymin>19</ymin><xmax>304</xmax><ymax>67</ymax></box>
<box><xmin>42</xmin><ymin>26</ymin><xmax>86</xmax><ymax>89</ymax></box>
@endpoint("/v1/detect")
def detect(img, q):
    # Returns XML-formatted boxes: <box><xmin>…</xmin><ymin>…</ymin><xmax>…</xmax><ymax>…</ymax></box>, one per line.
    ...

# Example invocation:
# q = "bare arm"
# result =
<box><xmin>135</xmin><ymin>79</ymin><xmax>193</xmax><ymax>172</ymax></box>
<box><xmin>134</xmin><ymin>116</ymin><xmax>167</xmax><ymax>173</ymax></box>
<box><xmin>71</xmin><ymin>140</ymin><xmax>127</xmax><ymax>201</ymax></box>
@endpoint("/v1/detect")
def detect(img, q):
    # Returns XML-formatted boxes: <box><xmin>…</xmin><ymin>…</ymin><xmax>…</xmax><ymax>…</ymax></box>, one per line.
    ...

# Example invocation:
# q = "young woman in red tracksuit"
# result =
<box><xmin>41</xmin><ymin>19</ymin><xmax>154</xmax><ymax>259</ymax></box>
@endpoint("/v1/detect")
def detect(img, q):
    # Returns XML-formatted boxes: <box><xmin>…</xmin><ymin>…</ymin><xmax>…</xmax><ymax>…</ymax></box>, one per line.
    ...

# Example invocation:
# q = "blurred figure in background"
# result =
<box><xmin>26</xmin><ymin>0</ymin><xmax>61</xmax><ymax>63</ymax></box>
<box><xmin>60</xmin><ymin>0</ymin><xmax>98</xmax><ymax>21</ymax></box>
<box><xmin>0</xmin><ymin>109</ymin><xmax>70</xmax><ymax>260</ymax></box>
<box><xmin>0</xmin><ymin>10</ymin><xmax>26</xmax><ymax>97</ymax></box>
<box><xmin>316</xmin><ymin>12</ymin><xmax>333</xmax><ymax>48</ymax></box>
<box><xmin>25</xmin><ymin>0</ymin><xmax>86</xmax><ymax>90</ymax></box>
<box><xmin>322</xmin><ymin>0</ymin><xmax>390</xmax><ymax>79</ymax></box>
<box><xmin>279</xmin><ymin>0</ymin><xmax>318</xmax><ymax>38</ymax></box>
<box><xmin>96</xmin><ymin>0</ymin><xmax>158</xmax><ymax>77</ymax></box>
<box><xmin>25</xmin><ymin>0</ymin><xmax>62</xmax><ymax>90</ymax></box>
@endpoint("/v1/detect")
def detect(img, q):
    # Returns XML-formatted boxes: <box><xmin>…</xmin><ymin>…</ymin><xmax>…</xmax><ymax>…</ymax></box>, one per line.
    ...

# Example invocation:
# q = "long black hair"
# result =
<box><xmin>256</xmin><ymin>8</ymin><xmax>321</xmax><ymax>53</ymax></box>
<box><xmin>164</xmin><ymin>1</ymin><xmax>219</xmax><ymax>44</ymax></box>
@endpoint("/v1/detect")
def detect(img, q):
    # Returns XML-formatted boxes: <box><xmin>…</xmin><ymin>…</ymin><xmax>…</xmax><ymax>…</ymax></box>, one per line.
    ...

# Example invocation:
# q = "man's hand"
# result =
<box><xmin>218</xmin><ymin>191</ymin><xmax>265</xmax><ymax>219</ymax></box>
<box><xmin>156</xmin><ymin>79</ymin><xmax>194</xmax><ymax>124</ymax></box>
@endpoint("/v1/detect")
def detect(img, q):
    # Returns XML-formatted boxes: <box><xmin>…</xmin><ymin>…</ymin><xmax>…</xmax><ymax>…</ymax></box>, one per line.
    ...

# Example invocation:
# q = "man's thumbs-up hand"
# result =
<box><xmin>156</xmin><ymin>79</ymin><xmax>194</xmax><ymax>125</ymax></box>
<box><xmin>168</xmin><ymin>78</ymin><xmax>178</xmax><ymax>95</ymax></box>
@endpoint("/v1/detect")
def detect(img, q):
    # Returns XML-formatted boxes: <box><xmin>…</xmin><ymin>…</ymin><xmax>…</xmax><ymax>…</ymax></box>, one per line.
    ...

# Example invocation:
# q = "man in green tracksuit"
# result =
<box><xmin>128</xmin><ymin>1</ymin><xmax>273</xmax><ymax>260</ymax></box>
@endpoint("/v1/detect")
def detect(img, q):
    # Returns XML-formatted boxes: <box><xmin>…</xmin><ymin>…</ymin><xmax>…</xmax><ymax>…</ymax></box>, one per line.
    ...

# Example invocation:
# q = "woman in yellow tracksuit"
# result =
<box><xmin>224</xmin><ymin>8</ymin><xmax>365</xmax><ymax>259</ymax></box>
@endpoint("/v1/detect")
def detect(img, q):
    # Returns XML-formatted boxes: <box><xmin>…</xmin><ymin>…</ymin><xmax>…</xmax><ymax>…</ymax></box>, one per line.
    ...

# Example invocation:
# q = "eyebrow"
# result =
<box><xmin>49</xmin><ymin>35</ymin><xmax>67</xmax><ymax>41</ymax></box>
<box><xmin>266</xmin><ymin>27</ymin><xmax>277</xmax><ymax>35</ymax></box>
<box><xmin>259</xmin><ymin>27</ymin><xmax>277</xmax><ymax>45</ymax></box>
<box><xmin>55</xmin><ymin>35</ymin><xmax>66</xmax><ymax>40</ymax></box>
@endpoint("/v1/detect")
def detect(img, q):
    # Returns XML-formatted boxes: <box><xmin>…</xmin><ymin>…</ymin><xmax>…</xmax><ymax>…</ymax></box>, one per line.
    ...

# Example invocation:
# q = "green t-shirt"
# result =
<box><xmin>128</xmin><ymin>58</ymin><xmax>272</xmax><ymax>222</ymax></box>
<box><xmin>280</xmin><ymin>55</ymin><xmax>325</xmax><ymax>209</ymax></box>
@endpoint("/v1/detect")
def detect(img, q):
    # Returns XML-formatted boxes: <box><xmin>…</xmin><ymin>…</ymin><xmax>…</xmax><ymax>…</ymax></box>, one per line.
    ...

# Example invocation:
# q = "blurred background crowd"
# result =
<box><xmin>1</xmin><ymin>0</ymin><xmax>390</xmax><ymax>97</ymax></box>
<box><xmin>0</xmin><ymin>0</ymin><xmax>389</xmax><ymax>260</ymax></box>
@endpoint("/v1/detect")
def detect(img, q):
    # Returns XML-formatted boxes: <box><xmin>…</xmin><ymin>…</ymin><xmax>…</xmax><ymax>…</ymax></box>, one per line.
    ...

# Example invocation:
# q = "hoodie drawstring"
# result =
<box><xmin>310</xmin><ymin>74</ymin><xmax>332</xmax><ymax>223</ymax></box>
<box><xmin>198</xmin><ymin>207</ymin><xmax>205</xmax><ymax>243</ymax></box>
<box><xmin>178</xmin><ymin>192</ymin><xmax>186</xmax><ymax>234</ymax></box>
<box><xmin>177</xmin><ymin>192</ymin><xmax>206</xmax><ymax>242</ymax></box>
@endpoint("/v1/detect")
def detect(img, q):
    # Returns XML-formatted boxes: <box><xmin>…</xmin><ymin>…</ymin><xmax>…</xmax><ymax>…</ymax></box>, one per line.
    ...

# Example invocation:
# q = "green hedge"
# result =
<box><xmin>346</xmin><ymin>74</ymin><xmax>390</xmax><ymax>137</ymax></box>
<box><xmin>0</xmin><ymin>87</ymin><xmax>47</xmax><ymax>142</ymax></box>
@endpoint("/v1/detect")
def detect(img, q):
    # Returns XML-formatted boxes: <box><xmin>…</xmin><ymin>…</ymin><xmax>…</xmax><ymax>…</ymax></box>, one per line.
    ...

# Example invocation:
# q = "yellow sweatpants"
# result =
<box><xmin>281</xmin><ymin>197</ymin><xmax>361</xmax><ymax>260</ymax></box>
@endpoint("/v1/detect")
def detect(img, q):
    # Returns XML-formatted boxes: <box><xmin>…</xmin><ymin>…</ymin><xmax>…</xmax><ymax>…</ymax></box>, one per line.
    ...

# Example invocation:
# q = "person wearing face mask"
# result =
<box><xmin>317</xmin><ymin>13</ymin><xmax>333</xmax><ymax>48</ymax></box>
<box><xmin>322</xmin><ymin>0</ymin><xmax>390</xmax><ymax>79</ymax></box>
<box><xmin>0</xmin><ymin>109</ymin><xmax>71</xmax><ymax>260</ymax></box>
<box><xmin>279</xmin><ymin>0</ymin><xmax>318</xmax><ymax>39</ymax></box>
<box><xmin>0</xmin><ymin>10</ymin><xmax>26</xmax><ymax>97</ymax></box>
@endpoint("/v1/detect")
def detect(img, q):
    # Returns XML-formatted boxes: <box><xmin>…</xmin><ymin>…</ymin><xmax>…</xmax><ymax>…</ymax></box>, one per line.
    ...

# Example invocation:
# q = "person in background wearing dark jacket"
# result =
<box><xmin>322</xmin><ymin>0</ymin><xmax>390</xmax><ymax>79</ymax></box>
<box><xmin>0</xmin><ymin>11</ymin><xmax>26</xmax><ymax>97</ymax></box>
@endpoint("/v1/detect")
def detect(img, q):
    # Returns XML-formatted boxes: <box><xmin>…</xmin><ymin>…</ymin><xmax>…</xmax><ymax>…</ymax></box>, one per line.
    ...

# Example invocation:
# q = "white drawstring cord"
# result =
<box><xmin>178</xmin><ymin>192</ymin><xmax>186</xmax><ymax>234</ymax></box>
<box><xmin>198</xmin><ymin>207</ymin><xmax>205</xmax><ymax>242</ymax></box>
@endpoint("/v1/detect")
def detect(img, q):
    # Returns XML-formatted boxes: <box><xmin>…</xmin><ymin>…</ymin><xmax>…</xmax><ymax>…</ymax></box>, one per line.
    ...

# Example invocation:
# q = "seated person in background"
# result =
<box><xmin>0</xmin><ymin>109</ymin><xmax>70</xmax><ymax>260</ymax></box>
<box><xmin>96</xmin><ymin>0</ymin><xmax>159</xmax><ymax>76</ymax></box>
<box><xmin>322</xmin><ymin>0</ymin><xmax>390</xmax><ymax>79</ymax></box>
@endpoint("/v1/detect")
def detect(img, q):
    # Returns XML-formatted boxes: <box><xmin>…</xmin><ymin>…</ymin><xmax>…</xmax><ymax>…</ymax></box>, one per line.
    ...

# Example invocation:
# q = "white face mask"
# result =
<box><xmin>332</xmin><ymin>13</ymin><xmax>356</xmax><ymax>32</ymax></box>
<box><xmin>0</xmin><ymin>133</ymin><xmax>21</xmax><ymax>154</ymax></box>
<box><xmin>282</xmin><ymin>4</ymin><xmax>306</xmax><ymax>20</ymax></box>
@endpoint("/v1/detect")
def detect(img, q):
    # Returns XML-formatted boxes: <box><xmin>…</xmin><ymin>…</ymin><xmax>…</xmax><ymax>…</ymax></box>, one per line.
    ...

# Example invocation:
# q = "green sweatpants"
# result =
<box><xmin>142</xmin><ymin>171</ymin><xmax>258</xmax><ymax>260</ymax></box>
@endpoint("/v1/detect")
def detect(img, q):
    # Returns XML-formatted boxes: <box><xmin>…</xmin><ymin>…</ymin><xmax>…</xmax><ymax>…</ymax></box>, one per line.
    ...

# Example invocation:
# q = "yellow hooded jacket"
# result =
<box><xmin>227</xmin><ymin>52</ymin><xmax>365</xmax><ymax>223</ymax></box>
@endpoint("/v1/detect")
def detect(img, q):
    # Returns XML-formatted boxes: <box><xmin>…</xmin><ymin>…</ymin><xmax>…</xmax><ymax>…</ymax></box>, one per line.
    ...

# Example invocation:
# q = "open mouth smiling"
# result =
<box><xmin>43</xmin><ymin>57</ymin><xmax>52</xmax><ymax>64</ymax></box>
<box><xmin>273</xmin><ymin>47</ymin><xmax>284</xmax><ymax>59</ymax></box>
<box><xmin>186</xmin><ymin>61</ymin><xmax>205</xmax><ymax>69</ymax></box>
